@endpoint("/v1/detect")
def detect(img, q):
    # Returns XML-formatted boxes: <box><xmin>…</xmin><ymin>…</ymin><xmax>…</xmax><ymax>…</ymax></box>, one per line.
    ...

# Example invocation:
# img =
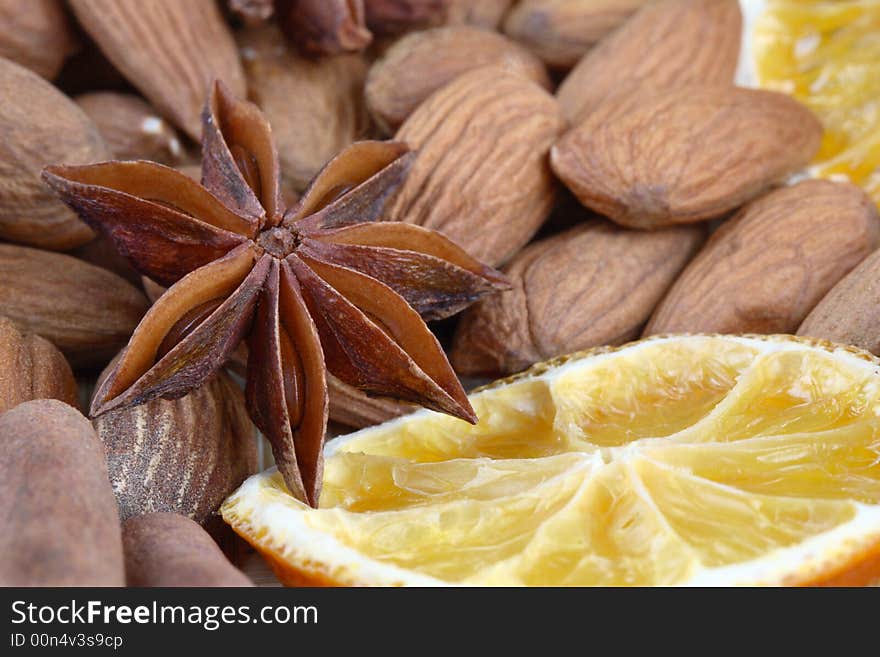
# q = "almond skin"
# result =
<box><xmin>557</xmin><ymin>0</ymin><xmax>742</xmax><ymax>123</ymax></box>
<box><xmin>68</xmin><ymin>0</ymin><xmax>246</xmax><ymax>140</ymax></box>
<box><xmin>0</xmin><ymin>0</ymin><xmax>77</xmax><ymax>79</ymax></box>
<box><xmin>0</xmin><ymin>58</ymin><xmax>108</xmax><ymax>250</ymax></box>
<box><xmin>0</xmin><ymin>244</ymin><xmax>150</xmax><ymax>369</ymax></box>
<box><xmin>328</xmin><ymin>374</ymin><xmax>413</xmax><ymax>428</ymax></box>
<box><xmin>798</xmin><ymin>248</ymin><xmax>880</xmax><ymax>355</ymax></box>
<box><xmin>75</xmin><ymin>92</ymin><xmax>186</xmax><ymax>165</ymax></box>
<box><xmin>645</xmin><ymin>180</ymin><xmax>880</xmax><ymax>336</ymax></box>
<box><xmin>366</xmin><ymin>25</ymin><xmax>550</xmax><ymax>134</ymax></box>
<box><xmin>0</xmin><ymin>316</ymin><xmax>77</xmax><ymax>415</ymax></box>
<box><xmin>93</xmin><ymin>371</ymin><xmax>257</xmax><ymax>524</ymax></box>
<box><xmin>365</xmin><ymin>0</ymin><xmax>511</xmax><ymax>33</ymax></box>
<box><xmin>392</xmin><ymin>67</ymin><xmax>565</xmax><ymax>266</ymax></box>
<box><xmin>123</xmin><ymin>513</ymin><xmax>252</xmax><ymax>587</ymax></box>
<box><xmin>551</xmin><ymin>85</ymin><xmax>823</xmax><ymax>229</ymax></box>
<box><xmin>0</xmin><ymin>399</ymin><xmax>124</xmax><ymax>586</ymax></box>
<box><xmin>238</xmin><ymin>26</ymin><xmax>368</xmax><ymax>192</ymax></box>
<box><xmin>452</xmin><ymin>220</ymin><xmax>704</xmax><ymax>376</ymax></box>
<box><xmin>503</xmin><ymin>0</ymin><xmax>651</xmax><ymax>69</ymax></box>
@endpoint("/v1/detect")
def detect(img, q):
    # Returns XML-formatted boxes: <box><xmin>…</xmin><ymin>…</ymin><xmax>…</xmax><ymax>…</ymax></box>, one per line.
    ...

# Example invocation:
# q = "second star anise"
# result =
<box><xmin>43</xmin><ymin>81</ymin><xmax>509</xmax><ymax>506</ymax></box>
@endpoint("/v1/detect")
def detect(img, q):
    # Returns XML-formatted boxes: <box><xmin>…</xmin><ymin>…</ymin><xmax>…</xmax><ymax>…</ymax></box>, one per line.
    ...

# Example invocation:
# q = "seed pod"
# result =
<box><xmin>0</xmin><ymin>399</ymin><xmax>124</xmax><ymax>586</ymax></box>
<box><xmin>646</xmin><ymin>180</ymin><xmax>880</xmax><ymax>335</ymax></box>
<box><xmin>0</xmin><ymin>316</ymin><xmax>78</xmax><ymax>415</ymax></box>
<box><xmin>123</xmin><ymin>512</ymin><xmax>253</xmax><ymax>586</ymax></box>
<box><xmin>452</xmin><ymin>220</ymin><xmax>705</xmax><ymax>376</ymax></box>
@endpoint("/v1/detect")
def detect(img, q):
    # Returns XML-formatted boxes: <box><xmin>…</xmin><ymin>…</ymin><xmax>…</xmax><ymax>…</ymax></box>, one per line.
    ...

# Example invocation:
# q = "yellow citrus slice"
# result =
<box><xmin>223</xmin><ymin>335</ymin><xmax>880</xmax><ymax>586</ymax></box>
<box><xmin>749</xmin><ymin>0</ymin><xmax>880</xmax><ymax>204</ymax></box>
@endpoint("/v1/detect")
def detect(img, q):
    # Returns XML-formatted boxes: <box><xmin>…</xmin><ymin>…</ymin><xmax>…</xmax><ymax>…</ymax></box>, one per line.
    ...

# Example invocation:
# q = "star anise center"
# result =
<box><xmin>256</xmin><ymin>226</ymin><xmax>300</xmax><ymax>258</ymax></box>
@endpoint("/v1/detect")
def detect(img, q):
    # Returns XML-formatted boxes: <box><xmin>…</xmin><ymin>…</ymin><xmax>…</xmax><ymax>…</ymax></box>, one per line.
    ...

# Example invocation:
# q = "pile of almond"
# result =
<box><xmin>0</xmin><ymin>0</ymin><xmax>877</xmax><ymax>586</ymax></box>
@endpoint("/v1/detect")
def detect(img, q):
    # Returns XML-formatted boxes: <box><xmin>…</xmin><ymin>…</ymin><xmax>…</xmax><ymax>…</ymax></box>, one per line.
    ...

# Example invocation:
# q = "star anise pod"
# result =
<box><xmin>42</xmin><ymin>81</ymin><xmax>509</xmax><ymax>506</ymax></box>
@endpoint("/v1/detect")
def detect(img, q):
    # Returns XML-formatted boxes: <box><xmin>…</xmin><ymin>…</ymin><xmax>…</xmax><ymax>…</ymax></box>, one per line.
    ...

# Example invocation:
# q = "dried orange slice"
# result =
<box><xmin>223</xmin><ymin>335</ymin><xmax>880</xmax><ymax>586</ymax></box>
<box><xmin>745</xmin><ymin>0</ymin><xmax>880</xmax><ymax>204</ymax></box>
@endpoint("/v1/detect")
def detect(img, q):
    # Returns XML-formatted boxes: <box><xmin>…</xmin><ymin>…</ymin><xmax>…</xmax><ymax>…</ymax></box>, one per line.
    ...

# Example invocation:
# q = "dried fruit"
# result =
<box><xmin>123</xmin><ymin>512</ymin><xmax>252</xmax><ymax>586</ymax></box>
<box><xmin>43</xmin><ymin>82</ymin><xmax>507</xmax><ymax>507</ymax></box>
<box><xmin>365</xmin><ymin>0</ymin><xmax>513</xmax><ymax>32</ymax></box>
<box><xmin>452</xmin><ymin>221</ymin><xmax>704</xmax><ymax>377</ymax></box>
<box><xmin>0</xmin><ymin>57</ymin><xmax>108</xmax><ymax>250</ymax></box>
<box><xmin>557</xmin><ymin>0</ymin><xmax>742</xmax><ymax>123</ymax></box>
<box><xmin>391</xmin><ymin>67</ymin><xmax>565</xmax><ymax>266</ymax></box>
<box><xmin>94</xmin><ymin>371</ymin><xmax>257</xmax><ymax>523</ymax></box>
<box><xmin>0</xmin><ymin>316</ymin><xmax>77</xmax><ymax>415</ymax></box>
<box><xmin>76</xmin><ymin>92</ymin><xmax>187</xmax><ymax>165</ymax></box>
<box><xmin>275</xmin><ymin>0</ymin><xmax>372</xmax><ymax>55</ymax></box>
<box><xmin>646</xmin><ymin>180</ymin><xmax>879</xmax><ymax>336</ymax></box>
<box><xmin>366</xmin><ymin>25</ymin><xmax>550</xmax><ymax>134</ymax></box>
<box><xmin>238</xmin><ymin>26</ymin><xmax>368</xmax><ymax>192</ymax></box>
<box><xmin>0</xmin><ymin>0</ymin><xmax>77</xmax><ymax>79</ymax></box>
<box><xmin>503</xmin><ymin>0</ymin><xmax>651</xmax><ymax>69</ymax></box>
<box><xmin>0</xmin><ymin>244</ymin><xmax>149</xmax><ymax>369</ymax></box>
<box><xmin>224</xmin><ymin>335</ymin><xmax>880</xmax><ymax>586</ymax></box>
<box><xmin>68</xmin><ymin>0</ymin><xmax>246</xmax><ymax>140</ymax></box>
<box><xmin>551</xmin><ymin>85</ymin><xmax>823</xmax><ymax>229</ymax></box>
<box><xmin>0</xmin><ymin>400</ymin><xmax>124</xmax><ymax>586</ymax></box>
<box><xmin>798</xmin><ymin>248</ymin><xmax>880</xmax><ymax>356</ymax></box>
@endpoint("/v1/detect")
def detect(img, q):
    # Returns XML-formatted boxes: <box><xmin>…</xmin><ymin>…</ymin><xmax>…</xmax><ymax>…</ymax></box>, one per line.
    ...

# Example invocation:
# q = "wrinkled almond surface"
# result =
<box><xmin>328</xmin><ymin>374</ymin><xmax>413</xmax><ymax>428</ymax></box>
<box><xmin>366</xmin><ymin>25</ymin><xmax>550</xmax><ymax>134</ymax></box>
<box><xmin>557</xmin><ymin>0</ymin><xmax>742</xmax><ymax>123</ymax></box>
<box><xmin>551</xmin><ymin>85</ymin><xmax>823</xmax><ymax>228</ymax></box>
<box><xmin>392</xmin><ymin>67</ymin><xmax>565</xmax><ymax>266</ymax></box>
<box><xmin>452</xmin><ymin>220</ymin><xmax>704</xmax><ymax>376</ymax></box>
<box><xmin>0</xmin><ymin>0</ymin><xmax>76</xmax><ymax>79</ymax></box>
<box><xmin>646</xmin><ymin>180</ymin><xmax>880</xmax><ymax>335</ymax></box>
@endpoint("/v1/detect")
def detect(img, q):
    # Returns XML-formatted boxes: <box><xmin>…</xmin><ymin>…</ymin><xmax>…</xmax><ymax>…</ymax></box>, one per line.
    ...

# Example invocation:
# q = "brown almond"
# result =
<box><xmin>123</xmin><ymin>513</ymin><xmax>252</xmax><ymax>587</ymax></box>
<box><xmin>93</xmin><ymin>371</ymin><xmax>257</xmax><ymax>524</ymax></box>
<box><xmin>798</xmin><ymin>248</ymin><xmax>880</xmax><ymax>355</ymax></box>
<box><xmin>238</xmin><ymin>26</ymin><xmax>368</xmax><ymax>192</ymax></box>
<box><xmin>71</xmin><ymin>234</ymin><xmax>144</xmax><ymax>287</ymax></box>
<box><xmin>68</xmin><ymin>0</ymin><xmax>246</xmax><ymax>140</ymax></box>
<box><xmin>75</xmin><ymin>92</ymin><xmax>187</xmax><ymax>165</ymax></box>
<box><xmin>557</xmin><ymin>0</ymin><xmax>742</xmax><ymax>123</ymax></box>
<box><xmin>0</xmin><ymin>0</ymin><xmax>77</xmax><ymax>79</ymax></box>
<box><xmin>275</xmin><ymin>0</ymin><xmax>372</xmax><ymax>55</ymax></box>
<box><xmin>452</xmin><ymin>220</ymin><xmax>704</xmax><ymax>376</ymax></box>
<box><xmin>0</xmin><ymin>399</ymin><xmax>124</xmax><ymax>586</ymax></box>
<box><xmin>446</xmin><ymin>0</ymin><xmax>513</xmax><ymax>28</ymax></box>
<box><xmin>366</xmin><ymin>25</ymin><xmax>550</xmax><ymax>134</ymax></box>
<box><xmin>0</xmin><ymin>316</ymin><xmax>77</xmax><ymax>415</ymax></box>
<box><xmin>329</xmin><ymin>374</ymin><xmax>413</xmax><ymax>428</ymax></box>
<box><xmin>645</xmin><ymin>180</ymin><xmax>880</xmax><ymax>336</ymax></box>
<box><xmin>503</xmin><ymin>0</ymin><xmax>651</xmax><ymax>69</ymax></box>
<box><xmin>365</xmin><ymin>0</ymin><xmax>449</xmax><ymax>33</ymax></box>
<box><xmin>392</xmin><ymin>67</ymin><xmax>565</xmax><ymax>266</ymax></box>
<box><xmin>0</xmin><ymin>57</ymin><xmax>108</xmax><ymax>250</ymax></box>
<box><xmin>0</xmin><ymin>244</ymin><xmax>149</xmax><ymax>369</ymax></box>
<box><xmin>551</xmin><ymin>85</ymin><xmax>823</xmax><ymax>229</ymax></box>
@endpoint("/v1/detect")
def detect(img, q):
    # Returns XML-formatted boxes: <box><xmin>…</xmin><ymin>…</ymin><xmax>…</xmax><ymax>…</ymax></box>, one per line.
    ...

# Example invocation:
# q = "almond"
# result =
<box><xmin>551</xmin><ymin>85</ymin><xmax>823</xmax><ymax>229</ymax></box>
<box><xmin>238</xmin><ymin>25</ymin><xmax>368</xmax><ymax>191</ymax></box>
<box><xmin>75</xmin><ymin>92</ymin><xmax>187</xmax><ymax>165</ymax></box>
<box><xmin>68</xmin><ymin>0</ymin><xmax>246</xmax><ymax>140</ymax></box>
<box><xmin>391</xmin><ymin>67</ymin><xmax>565</xmax><ymax>266</ymax></box>
<box><xmin>557</xmin><ymin>0</ymin><xmax>742</xmax><ymax>123</ymax></box>
<box><xmin>0</xmin><ymin>58</ymin><xmax>108</xmax><ymax>250</ymax></box>
<box><xmin>645</xmin><ymin>180</ymin><xmax>880</xmax><ymax>336</ymax></box>
<box><xmin>328</xmin><ymin>374</ymin><xmax>413</xmax><ymax>428</ymax></box>
<box><xmin>366</xmin><ymin>25</ymin><xmax>550</xmax><ymax>134</ymax></box>
<box><xmin>0</xmin><ymin>316</ymin><xmax>77</xmax><ymax>415</ymax></box>
<box><xmin>451</xmin><ymin>220</ymin><xmax>704</xmax><ymax>376</ymax></box>
<box><xmin>365</xmin><ymin>0</ymin><xmax>513</xmax><ymax>33</ymax></box>
<box><xmin>0</xmin><ymin>0</ymin><xmax>77</xmax><ymax>79</ymax></box>
<box><xmin>93</xmin><ymin>371</ymin><xmax>257</xmax><ymax>524</ymax></box>
<box><xmin>123</xmin><ymin>513</ymin><xmax>253</xmax><ymax>587</ymax></box>
<box><xmin>798</xmin><ymin>248</ymin><xmax>880</xmax><ymax>355</ymax></box>
<box><xmin>0</xmin><ymin>244</ymin><xmax>150</xmax><ymax>369</ymax></box>
<box><xmin>503</xmin><ymin>0</ymin><xmax>651</xmax><ymax>69</ymax></box>
<box><xmin>0</xmin><ymin>399</ymin><xmax>124</xmax><ymax>586</ymax></box>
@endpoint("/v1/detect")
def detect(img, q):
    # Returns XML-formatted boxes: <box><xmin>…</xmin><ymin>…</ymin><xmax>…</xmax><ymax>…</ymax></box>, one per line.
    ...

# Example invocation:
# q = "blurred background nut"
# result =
<box><xmin>0</xmin><ymin>0</ymin><xmax>77</xmax><ymax>80</ymax></box>
<box><xmin>366</xmin><ymin>25</ymin><xmax>550</xmax><ymax>134</ymax></box>
<box><xmin>0</xmin><ymin>244</ymin><xmax>149</xmax><ymax>369</ymax></box>
<box><xmin>452</xmin><ymin>220</ymin><xmax>705</xmax><ymax>377</ymax></box>
<box><xmin>0</xmin><ymin>57</ymin><xmax>108</xmax><ymax>250</ymax></box>
<box><xmin>274</xmin><ymin>0</ymin><xmax>372</xmax><ymax>55</ymax></box>
<box><xmin>0</xmin><ymin>316</ymin><xmax>77</xmax><ymax>415</ymax></box>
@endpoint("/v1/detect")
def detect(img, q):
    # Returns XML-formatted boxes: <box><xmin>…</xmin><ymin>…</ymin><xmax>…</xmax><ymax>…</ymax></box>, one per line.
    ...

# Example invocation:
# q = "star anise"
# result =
<box><xmin>42</xmin><ymin>81</ymin><xmax>509</xmax><ymax>506</ymax></box>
